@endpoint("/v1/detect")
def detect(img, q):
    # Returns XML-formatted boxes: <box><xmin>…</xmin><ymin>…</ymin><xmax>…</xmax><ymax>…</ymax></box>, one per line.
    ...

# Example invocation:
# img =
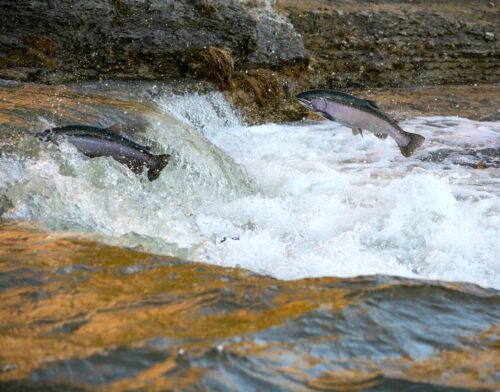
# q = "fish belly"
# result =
<box><xmin>324</xmin><ymin>101</ymin><xmax>381</xmax><ymax>130</ymax></box>
<box><xmin>324</xmin><ymin>101</ymin><xmax>410</xmax><ymax>145</ymax></box>
<box><xmin>66</xmin><ymin>136</ymin><xmax>150</xmax><ymax>174</ymax></box>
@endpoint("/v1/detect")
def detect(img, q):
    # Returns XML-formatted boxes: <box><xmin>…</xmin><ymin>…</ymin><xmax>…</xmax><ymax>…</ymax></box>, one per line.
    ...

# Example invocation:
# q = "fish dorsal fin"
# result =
<box><xmin>107</xmin><ymin>123</ymin><xmax>123</xmax><ymax>133</ymax></box>
<box><xmin>365</xmin><ymin>99</ymin><xmax>380</xmax><ymax>110</ymax></box>
<box><xmin>352</xmin><ymin>128</ymin><xmax>363</xmax><ymax>137</ymax></box>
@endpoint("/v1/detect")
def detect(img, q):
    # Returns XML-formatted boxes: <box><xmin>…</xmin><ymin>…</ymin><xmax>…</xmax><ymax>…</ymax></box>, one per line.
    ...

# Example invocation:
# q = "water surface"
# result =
<box><xmin>0</xmin><ymin>81</ymin><xmax>499</xmax><ymax>390</ymax></box>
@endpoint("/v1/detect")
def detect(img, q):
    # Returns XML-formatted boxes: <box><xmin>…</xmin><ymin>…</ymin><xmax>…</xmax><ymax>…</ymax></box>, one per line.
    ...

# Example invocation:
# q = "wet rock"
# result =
<box><xmin>0</xmin><ymin>0</ymin><xmax>307</xmax><ymax>83</ymax></box>
<box><xmin>183</xmin><ymin>47</ymin><xmax>235</xmax><ymax>90</ymax></box>
<box><xmin>484</xmin><ymin>31</ymin><xmax>495</xmax><ymax>41</ymax></box>
<box><xmin>0</xmin><ymin>195</ymin><xmax>12</xmax><ymax>218</ymax></box>
<box><xmin>0</xmin><ymin>364</ymin><xmax>17</xmax><ymax>373</ymax></box>
<box><xmin>246</xmin><ymin>8</ymin><xmax>307</xmax><ymax>67</ymax></box>
<box><xmin>243</xmin><ymin>68</ymin><xmax>283</xmax><ymax>106</ymax></box>
<box><xmin>1</xmin><ymin>0</ymin><xmax>499</xmax><ymax>124</ymax></box>
<box><xmin>419</xmin><ymin>148</ymin><xmax>500</xmax><ymax>168</ymax></box>
<box><xmin>285</xmin><ymin>0</ymin><xmax>500</xmax><ymax>89</ymax></box>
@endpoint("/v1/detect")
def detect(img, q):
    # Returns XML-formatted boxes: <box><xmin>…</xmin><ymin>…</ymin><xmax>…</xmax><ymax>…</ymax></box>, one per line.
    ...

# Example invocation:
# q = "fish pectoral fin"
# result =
<box><xmin>374</xmin><ymin>133</ymin><xmax>388</xmax><ymax>139</ymax></box>
<box><xmin>107</xmin><ymin>123</ymin><xmax>124</xmax><ymax>133</ymax></box>
<box><xmin>352</xmin><ymin>128</ymin><xmax>363</xmax><ymax>137</ymax></box>
<box><xmin>322</xmin><ymin>112</ymin><xmax>335</xmax><ymax>121</ymax></box>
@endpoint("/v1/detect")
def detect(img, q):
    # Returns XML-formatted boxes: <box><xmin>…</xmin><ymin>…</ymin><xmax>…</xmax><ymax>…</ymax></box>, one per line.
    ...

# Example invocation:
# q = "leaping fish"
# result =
<box><xmin>39</xmin><ymin>125</ymin><xmax>171</xmax><ymax>181</ymax></box>
<box><xmin>297</xmin><ymin>89</ymin><xmax>425</xmax><ymax>157</ymax></box>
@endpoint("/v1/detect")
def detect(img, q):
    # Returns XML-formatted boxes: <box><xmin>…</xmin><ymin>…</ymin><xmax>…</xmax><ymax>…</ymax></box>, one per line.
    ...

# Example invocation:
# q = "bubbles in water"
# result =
<box><xmin>155</xmin><ymin>91</ymin><xmax>241</xmax><ymax>138</ymax></box>
<box><xmin>0</xmin><ymin>93</ymin><xmax>252</xmax><ymax>252</ymax></box>
<box><xmin>1</xmin><ymin>92</ymin><xmax>499</xmax><ymax>289</ymax></box>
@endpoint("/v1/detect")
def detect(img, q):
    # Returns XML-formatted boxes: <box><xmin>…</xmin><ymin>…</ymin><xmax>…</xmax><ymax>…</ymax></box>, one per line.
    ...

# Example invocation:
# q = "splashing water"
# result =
<box><xmin>190</xmin><ymin>114</ymin><xmax>500</xmax><ymax>287</ymax></box>
<box><xmin>0</xmin><ymin>90</ymin><xmax>499</xmax><ymax>288</ymax></box>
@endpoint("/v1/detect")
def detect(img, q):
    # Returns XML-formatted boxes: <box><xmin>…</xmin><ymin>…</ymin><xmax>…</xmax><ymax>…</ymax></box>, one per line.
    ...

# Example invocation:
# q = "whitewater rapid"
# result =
<box><xmin>1</xmin><ymin>91</ymin><xmax>499</xmax><ymax>288</ymax></box>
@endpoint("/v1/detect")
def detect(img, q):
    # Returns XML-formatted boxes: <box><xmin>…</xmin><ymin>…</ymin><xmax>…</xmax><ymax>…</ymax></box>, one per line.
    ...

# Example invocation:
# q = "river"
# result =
<box><xmin>0</xmin><ymin>80</ymin><xmax>499</xmax><ymax>391</ymax></box>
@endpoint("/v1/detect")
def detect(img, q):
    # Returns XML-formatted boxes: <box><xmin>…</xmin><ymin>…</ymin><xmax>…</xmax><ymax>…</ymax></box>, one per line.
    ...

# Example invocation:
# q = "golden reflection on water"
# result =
<box><xmin>0</xmin><ymin>221</ymin><xmax>348</xmax><ymax>387</ymax></box>
<box><xmin>0</xmin><ymin>83</ymin><xmax>154</xmax><ymax>134</ymax></box>
<box><xmin>0</xmin><ymin>221</ymin><xmax>498</xmax><ymax>390</ymax></box>
<box><xmin>1</xmin><ymin>81</ymin><xmax>499</xmax><ymax>390</ymax></box>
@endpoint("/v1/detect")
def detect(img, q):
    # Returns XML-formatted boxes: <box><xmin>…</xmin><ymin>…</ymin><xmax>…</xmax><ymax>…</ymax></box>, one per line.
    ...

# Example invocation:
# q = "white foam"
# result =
<box><xmin>1</xmin><ymin>93</ymin><xmax>499</xmax><ymax>289</ymax></box>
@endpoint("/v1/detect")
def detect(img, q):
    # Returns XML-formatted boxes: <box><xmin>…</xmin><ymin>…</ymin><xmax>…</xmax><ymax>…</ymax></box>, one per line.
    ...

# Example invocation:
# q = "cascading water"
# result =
<box><xmin>0</xmin><ymin>87</ymin><xmax>253</xmax><ymax>258</ymax></box>
<box><xmin>0</xmin><ymin>85</ymin><xmax>499</xmax><ymax>288</ymax></box>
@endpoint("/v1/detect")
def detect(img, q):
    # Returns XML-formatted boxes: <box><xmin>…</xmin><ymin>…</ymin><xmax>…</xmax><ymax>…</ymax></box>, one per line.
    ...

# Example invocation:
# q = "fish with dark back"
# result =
<box><xmin>297</xmin><ymin>89</ymin><xmax>425</xmax><ymax>157</ymax></box>
<box><xmin>39</xmin><ymin>125</ymin><xmax>171</xmax><ymax>181</ymax></box>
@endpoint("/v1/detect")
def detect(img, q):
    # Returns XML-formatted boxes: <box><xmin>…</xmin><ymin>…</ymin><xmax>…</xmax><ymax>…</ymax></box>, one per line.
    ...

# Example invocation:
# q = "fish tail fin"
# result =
<box><xmin>147</xmin><ymin>154</ymin><xmax>171</xmax><ymax>181</ymax></box>
<box><xmin>399</xmin><ymin>132</ymin><xmax>425</xmax><ymax>158</ymax></box>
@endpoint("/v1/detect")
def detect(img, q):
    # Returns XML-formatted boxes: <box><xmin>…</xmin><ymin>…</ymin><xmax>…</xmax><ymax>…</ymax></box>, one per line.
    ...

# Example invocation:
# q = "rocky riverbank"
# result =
<box><xmin>1</xmin><ymin>0</ymin><xmax>499</xmax><ymax>122</ymax></box>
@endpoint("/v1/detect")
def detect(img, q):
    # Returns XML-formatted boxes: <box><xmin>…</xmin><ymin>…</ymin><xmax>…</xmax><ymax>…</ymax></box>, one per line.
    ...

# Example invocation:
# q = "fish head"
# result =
<box><xmin>297</xmin><ymin>90</ymin><xmax>334</xmax><ymax>120</ymax></box>
<box><xmin>296</xmin><ymin>91</ymin><xmax>316</xmax><ymax>111</ymax></box>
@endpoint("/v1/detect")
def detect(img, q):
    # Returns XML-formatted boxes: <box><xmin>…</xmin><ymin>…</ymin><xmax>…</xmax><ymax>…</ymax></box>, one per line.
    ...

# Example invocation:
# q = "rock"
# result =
<box><xmin>0</xmin><ymin>0</ymin><xmax>307</xmax><ymax>83</ymax></box>
<box><xmin>285</xmin><ymin>0</ymin><xmax>500</xmax><ymax>88</ymax></box>
<box><xmin>484</xmin><ymin>32</ymin><xmax>495</xmax><ymax>41</ymax></box>
<box><xmin>184</xmin><ymin>47</ymin><xmax>235</xmax><ymax>89</ymax></box>
<box><xmin>0</xmin><ymin>195</ymin><xmax>12</xmax><ymax>218</ymax></box>
<box><xmin>246</xmin><ymin>9</ymin><xmax>307</xmax><ymax>67</ymax></box>
<box><xmin>1</xmin><ymin>0</ymin><xmax>499</xmax><ymax>125</ymax></box>
<box><xmin>243</xmin><ymin>68</ymin><xmax>282</xmax><ymax>106</ymax></box>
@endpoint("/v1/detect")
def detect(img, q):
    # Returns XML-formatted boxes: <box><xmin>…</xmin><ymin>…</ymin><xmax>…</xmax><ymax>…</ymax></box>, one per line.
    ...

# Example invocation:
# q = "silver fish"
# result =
<box><xmin>39</xmin><ymin>125</ymin><xmax>171</xmax><ymax>181</ymax></box>
<box><xmin>297</xmin><ymin>89</ymin><xmax>425</xmax><ymax>157</ymax></box>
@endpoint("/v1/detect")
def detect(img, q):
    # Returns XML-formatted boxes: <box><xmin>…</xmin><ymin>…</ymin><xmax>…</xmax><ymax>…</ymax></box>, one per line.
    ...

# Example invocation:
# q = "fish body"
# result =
<box><xmin>39</xmin><ymin>125</ymin><xmax>171</xmax><ymax>181</ymax></box>
<box><xmin>297</xmin><ymin>89</ymin><xmax>425</xmax><ymax>157</ymax></box>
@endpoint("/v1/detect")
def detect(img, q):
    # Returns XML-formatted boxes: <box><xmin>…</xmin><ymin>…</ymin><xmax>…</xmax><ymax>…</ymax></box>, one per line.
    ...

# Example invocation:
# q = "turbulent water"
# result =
<box><xmin>0</xmin><ymin>81</ymin><xmax>499</xmax><ymax>391</ymax></box>
<box><xmin>1</xmin><ymin>85</ymin><xmax>499</xmax><ymax>287</ymax></box>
